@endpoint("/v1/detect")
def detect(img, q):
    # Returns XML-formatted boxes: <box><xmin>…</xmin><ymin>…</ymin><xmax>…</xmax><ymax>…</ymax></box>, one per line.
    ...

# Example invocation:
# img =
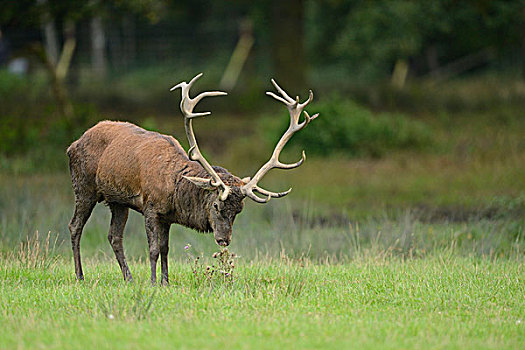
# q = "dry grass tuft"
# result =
<box><xmin>16</xmin><ymin>230</ymin><xmax>59</xmax><ymax>269</ymax></box>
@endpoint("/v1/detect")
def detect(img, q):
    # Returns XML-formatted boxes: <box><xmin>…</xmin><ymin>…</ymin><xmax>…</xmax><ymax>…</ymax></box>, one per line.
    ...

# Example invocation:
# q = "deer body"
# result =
<box><xmin>70</xmin><ymin>120</ymin><xmax>243</xmax><ymax>219</ymax></box>
<box><xmin>67</xmin><ymin>74</ymin><xmax>318</xmax><ymax>285</ymax></box>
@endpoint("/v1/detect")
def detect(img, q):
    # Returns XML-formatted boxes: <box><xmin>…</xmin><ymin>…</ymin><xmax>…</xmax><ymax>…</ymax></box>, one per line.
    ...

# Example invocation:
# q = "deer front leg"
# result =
<box><xmin>159</xmin><ymin>225</ymin><xmax>171</xmax><ymax>286</ymax></box>
<box><xmin>144</xmin><ymin>212</ymin><xmax>161</xmax><ymax>285</ymax></box>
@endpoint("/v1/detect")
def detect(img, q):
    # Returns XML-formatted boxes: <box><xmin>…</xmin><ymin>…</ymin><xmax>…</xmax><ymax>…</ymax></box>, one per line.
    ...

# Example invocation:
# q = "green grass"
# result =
<box><xmin>0</xmin><ymin>173</ymin><xmax>523</xmax><ymax>349</ymax></box>
<box><xmin>1</xmin><ymin>254</ymin><xmax>524</xmax><ymax>349</ymax></box>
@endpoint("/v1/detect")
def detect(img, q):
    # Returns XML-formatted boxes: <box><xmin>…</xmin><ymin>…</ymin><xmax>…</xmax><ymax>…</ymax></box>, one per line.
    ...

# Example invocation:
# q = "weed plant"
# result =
<box><xmin>184</xmin><ymin>244</ymin><xmax>239</xmax><ymax>286</ymax></box>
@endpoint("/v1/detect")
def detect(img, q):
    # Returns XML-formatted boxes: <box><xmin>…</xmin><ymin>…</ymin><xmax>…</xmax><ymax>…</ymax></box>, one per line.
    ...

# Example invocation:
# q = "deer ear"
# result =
<box><xmin>182</xmin><ymin>176</ymin><xmax>217</xmax><ymax>191</ymax></box>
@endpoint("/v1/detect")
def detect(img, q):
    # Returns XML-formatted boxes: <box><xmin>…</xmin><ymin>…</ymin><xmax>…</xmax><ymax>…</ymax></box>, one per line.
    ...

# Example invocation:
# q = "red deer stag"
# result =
<box><xmin>67</xmin><ymin>73</ymin><xmax>319</xmax><ymax>285</ymax></box>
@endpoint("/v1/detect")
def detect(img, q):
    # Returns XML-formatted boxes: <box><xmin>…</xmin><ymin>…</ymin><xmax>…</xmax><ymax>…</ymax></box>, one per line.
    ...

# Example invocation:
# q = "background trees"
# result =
<box><xmin>1</xmin><ymin>0</ymin><xmax>523</xmax><ymax>87</ymax></box>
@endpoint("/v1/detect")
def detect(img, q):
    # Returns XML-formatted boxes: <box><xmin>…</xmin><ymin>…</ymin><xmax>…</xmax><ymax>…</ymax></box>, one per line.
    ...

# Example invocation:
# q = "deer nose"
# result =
<box><xmin>216</xmin><ymin>239</ymin><xmax>229</xmax><ymax>247</ymax></box>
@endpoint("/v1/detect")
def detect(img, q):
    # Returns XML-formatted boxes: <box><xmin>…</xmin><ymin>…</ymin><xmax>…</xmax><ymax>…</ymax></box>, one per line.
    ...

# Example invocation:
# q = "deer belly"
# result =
<box><xmin>95</xmin><ymin>155</ymin><xmax>143</xmax><ymax>209</ymax></box>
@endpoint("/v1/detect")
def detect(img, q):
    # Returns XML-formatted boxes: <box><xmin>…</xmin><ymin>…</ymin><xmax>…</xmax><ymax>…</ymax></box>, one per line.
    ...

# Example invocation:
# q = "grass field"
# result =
<box><xmin>1</xmin><ymin>253</ymin><xmax>524</xmax><ymax>349</ymax></box>
<box><xmin>0</xmin><ymin>168</ymin><xmax>523</xmax><ymax>349</ymax></box>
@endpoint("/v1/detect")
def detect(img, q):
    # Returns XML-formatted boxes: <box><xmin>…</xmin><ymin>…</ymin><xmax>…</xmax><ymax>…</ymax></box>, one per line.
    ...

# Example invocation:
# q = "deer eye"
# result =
<box><xmin>213</xmin><ymin>202</ymin><xmax>219</xmax><ymax>210</ymax></box>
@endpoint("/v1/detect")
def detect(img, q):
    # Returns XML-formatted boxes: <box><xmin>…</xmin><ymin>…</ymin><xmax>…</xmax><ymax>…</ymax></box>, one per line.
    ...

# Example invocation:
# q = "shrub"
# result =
<box><xmin>266</xmin><ymin>95</ymin><xmax>433</xmax><ymax>158</ymax></box>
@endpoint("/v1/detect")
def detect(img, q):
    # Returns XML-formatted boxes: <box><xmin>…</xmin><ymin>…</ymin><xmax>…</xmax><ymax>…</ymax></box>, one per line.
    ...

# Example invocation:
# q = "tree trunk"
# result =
<box><xmin>391</xmin><ymin>59</ymin><xmax>409</xmax><ymax>89</ymax></box>
<box><xmin>91</xmin><ymin>16</ymin><xmax>107</xmax><ymax>78</ymax></box>
<box><xmin>220</xmin><ymin>18</ymin><xmax>254</xmax><ymax>91</ymax></box>
<box><xmin>37</xmin><ymin>0</ymin><xmax>59</xmax><ymax>66</ymax></box>
<box><xmin>270</xmin><ymin>0</ymin><xmax>306</xmax><ymax>92</ymax></box>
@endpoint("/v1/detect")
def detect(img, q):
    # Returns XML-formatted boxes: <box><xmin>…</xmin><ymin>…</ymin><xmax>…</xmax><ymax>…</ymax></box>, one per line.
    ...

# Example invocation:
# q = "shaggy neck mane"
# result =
<box><xmin>171</xmin><ymin>162</ymin><xmax>240</xmax><ymax>233</ymax></box>
<box><xmin>173</xmin><ymin>173</ymin><xmax>212</xmax><ymax>233</ymax></box>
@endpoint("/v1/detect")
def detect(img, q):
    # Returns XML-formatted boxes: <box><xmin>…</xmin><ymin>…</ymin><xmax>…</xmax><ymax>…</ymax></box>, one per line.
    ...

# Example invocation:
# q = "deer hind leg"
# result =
<box><xmin>108</xmin><ymin>203</ymin><xmax>133</xmax><ymax>282</ymax></box>
<box><xmin>69</xmin><ymin>197</ymin><xmax>96</xmax><ymax>281</ymax></box>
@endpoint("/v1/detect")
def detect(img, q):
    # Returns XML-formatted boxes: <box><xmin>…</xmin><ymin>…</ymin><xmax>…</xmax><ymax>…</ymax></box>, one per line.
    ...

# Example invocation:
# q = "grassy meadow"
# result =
<box><xmin>1</xmin><ymin>75</ymin><xmax>525</xmax><ymax>349</ymax></box>
<box><xmin>1</xmin><ymin>256</ymin><xmax>524</xmax><ymax>349</ymax></box>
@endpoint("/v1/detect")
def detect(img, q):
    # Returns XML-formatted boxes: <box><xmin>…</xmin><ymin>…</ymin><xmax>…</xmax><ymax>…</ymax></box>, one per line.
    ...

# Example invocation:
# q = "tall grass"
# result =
<box><xmin>0</xmin><ymin>174</ymin><xmax>523</xmax><ymax>265</ymax></box>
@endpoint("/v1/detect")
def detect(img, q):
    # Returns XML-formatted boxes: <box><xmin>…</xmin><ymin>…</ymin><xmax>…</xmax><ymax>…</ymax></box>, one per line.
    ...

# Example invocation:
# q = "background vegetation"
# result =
<box><xmin>0</xmin><ymin>0</ymin><xmax>524</xmax><ymax>349</ymax></box>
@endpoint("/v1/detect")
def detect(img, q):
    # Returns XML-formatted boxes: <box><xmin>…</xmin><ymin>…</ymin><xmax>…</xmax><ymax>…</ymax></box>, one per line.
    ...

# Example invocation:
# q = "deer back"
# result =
<box><xmin>70</xmin><ymin>121</ymin><xmax>188</xmax><ymax>210</ymax></box>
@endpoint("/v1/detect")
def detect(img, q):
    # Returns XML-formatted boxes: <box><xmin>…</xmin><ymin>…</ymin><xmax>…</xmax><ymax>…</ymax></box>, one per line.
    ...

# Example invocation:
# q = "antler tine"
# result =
<box><xmin>187</xmin><ymin>72</ymin><xmax>203</xmax><ymax>88</ymax></box>
<box><xmin>254</xmin><ymin>185</ymin><xmax>291</xmax><ymax>198</ymax></box>
<box><xmin>282</xmin><ymin>150</ymin><xmax>306</xmax><ymax>168</ymax></box>
<box><xmin>193</xmin><ymin>91</ymin><xmax>228</xmax><ymax>105</ymax></box>
<box><xmin>301</xmin><ymin>111</ymin><xmax>319</xmax><ymax>128</ymax></box>
<box><xmin>299</xmin><ymin>90</ymin><xmax>314</xmax><ymax>109</ymax></box>
<box><xmin>304</xmin><ymin>111</ymin><xmax>320</xmax><ymax>121</ymax></box>
<box><xmin>271</xmin><ymin>79</ymin><xmax>295</xmax><ymax>104</ymax></box>
<box><xmin>240</xmin><ymin>184</ymin><xmax>291</xmax><ymax>203</ymax></box>
<box><xmin>171</xmin><ymin>73</ymin><xmax>230</xmax><ymax>201</ymax></box>
<box><xmin>241</xmin><ymin>80</ymin><xmax>319</xmax><ymax>203</ymax></box>
<box><xmin>266</xmin><ymin>91</ymin><xmax>289</xmax><ymax>105</ymax></box>
<box><xmin>244</xmin><ymin>189</ymin><xmax>271</xmax><ymax>203</ymax></box>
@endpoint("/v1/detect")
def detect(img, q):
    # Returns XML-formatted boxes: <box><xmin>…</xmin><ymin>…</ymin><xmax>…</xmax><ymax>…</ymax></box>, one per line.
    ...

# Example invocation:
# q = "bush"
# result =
<box><xmin>266</xmin><ymin>96</ymin><xmax>433</xmax><ymax>158</ymax></box>
<box><xmin>0</xmin><ymin>103</ymin><xmax>98</xmax><ymax>155</ymax></box>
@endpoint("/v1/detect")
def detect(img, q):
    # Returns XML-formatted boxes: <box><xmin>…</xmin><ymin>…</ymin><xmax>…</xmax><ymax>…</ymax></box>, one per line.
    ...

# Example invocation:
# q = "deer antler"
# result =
<box><xmin>170</xmin><ymin>73</ymin><xmax>230</xmax><ymax>201</ymax></box>
<box><xmin>241</xmin><ymin>79</ymin><xmax>319</xmax><ymax>203</ymax></box>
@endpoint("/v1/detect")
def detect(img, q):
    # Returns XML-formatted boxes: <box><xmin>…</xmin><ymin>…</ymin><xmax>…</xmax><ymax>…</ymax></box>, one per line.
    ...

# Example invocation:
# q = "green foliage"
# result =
<box><xmin>0</xmin><ymin>72</ymin><xmax>100</xmax><ymax>172</ymax></box>
<box><xmin>1</xmin><ymin>0</ymin><xmax>168</xmax><ymax>27</ymax></box>
<box><xmin>0</xmin><ymin>70</ymin><xmax>46</xmax><ymax>116</ymax></box>
<box><xmin>0</xmin><ymin>72</ymin><xmax>46</xmax><ymax>156</ymax></box>
<box><xmin>0</xmin><ymin>103</ymin><xmax>98</xmax><ymax>155</ymax></box>
<box><xmin>308</xmin><ymin>0</ymin><xmax>525</xmax><ymax>80</ymax></box>
<box><xmin>268</xmin><ymin>96</ymin><xmax>433</xmax><ymax>158</ymax></box>
<box><xmin>336</xmin><ymin>1</ymin><xmax>433</xmax><ymax>78</ymax></box>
